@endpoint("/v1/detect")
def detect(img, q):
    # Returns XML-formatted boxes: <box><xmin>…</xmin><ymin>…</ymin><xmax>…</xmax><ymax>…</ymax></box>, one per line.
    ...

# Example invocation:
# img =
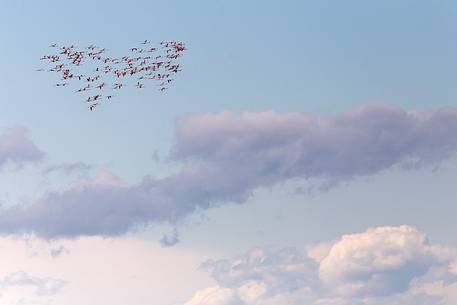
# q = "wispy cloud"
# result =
<box><xmin>0</xmin><ymin>235</ymin><xmax>211</xmax><ymax>305</ymax></box>
<box><xmin>42</xmin><ymin>162</ymin><xmax>93</xmax><ymax>176</ymax></box>
<box><xmin>0</xmin><ymin>271</ymin><xmax>65</xmax><ymax>305</ymax></box>
<box><xmin>0</xmin><ymin>271</ymin><xmax>65</xmax><ymax>296</ymax></box>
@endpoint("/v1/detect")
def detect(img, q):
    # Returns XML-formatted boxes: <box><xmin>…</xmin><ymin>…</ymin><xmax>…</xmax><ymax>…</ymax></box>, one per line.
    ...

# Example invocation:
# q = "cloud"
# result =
<box><xmin>201</xmin><ymin>247</ymin><xmax>317</xmax><ymax>290</ymax></box>
<box><xmin>451</xmin><ymin>259</ymin><xmax>457</xmax><ymax>275</ymax></box>
<box><xmin>318</xmin><ymin>225</ymin><xmax>453</xmax><ymax>297</ymax></box>
<box><xmin>0</xmin><ymin>235</ymin><xmax>213</xmax><ymax>305</ymax></box>
<box><xmin>0</xmin><ymin>127</ymin><xmax>44</xmax><ymax>170</ymax></box>
<box><xmin>237</xmin><ymin>282</ymin><xmax>267</xmax><ymax>304</ymax></box>
<box><xmin>50</xmin><ymin>245</ymin><xmax>67</xmax><ymax>258</ymax></box>
<box><xmin>173</xmin><ymin>104</ymin><xmax>457</xmax><ymax>188</ymax></box>
<box><xmin>2</xmin><ymin>104</ymin><xmax>457</xmax><ymax>238</ymax></box>
<box><xmin>306</xmin><ymin>242</ymin><xmax>332</xmax><ymax>263</ymax></box>
<box><xmin>42</xmin><ymin>162</ymin><xmax>93</xmax><ymax>176</ymax></box>
<box><xmin>0</xmin><ymin>271</ymin><xmax>65</xmax><ymax>305</ymax></box>
<box><xmin>183</xmin><ymin>286</ymin><xmax>241</xmax><ymax>305</ymax></box>
<box><xmin>0</xmin><ymin>271</ymin><xmax>65</xmax><ymax>296</ymax></box>
<box><xmin>160</xmin><ymin>229</ymin><xmax>180</xmax><ymax>247</ymax></box>
<box><xmin>183</xmin><ymin>226</ymin><xmax>457</xmax><ymax>305</ymax></box>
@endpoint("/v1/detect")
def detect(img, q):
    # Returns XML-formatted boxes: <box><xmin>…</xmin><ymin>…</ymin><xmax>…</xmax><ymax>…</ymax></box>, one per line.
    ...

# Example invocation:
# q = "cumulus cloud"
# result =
<box><xmin>237</xmin><ymin>281</ymin><xmax>267</xmax><ymax>304</ymax></box>
<box><xmin>306</xmin><ymin>242</ymin><xmax>332</xmax><ymax>263</ymax></box>
<box><xmin>0</xmin><ymin>127</ymin><xmax>44</xmax><ymax>170</ymax></box>
<box><xmin>183</xmin><ymin>286</ymin><xmax>241</xmax><ymax>305</ymax></box>
<box><xmin>318</xmin><ymin>226</ymin><xmax>454</xmax><ymax>297</ymax></box>
<box><xmin>2</xmin><ymin>104</ymin><xmax>457</xmax><ymax>238</ymax></box>
<box><xmin>183</xmin><ymin>226</ymin><xmax>457</xmax><ymax>305</ymax></box>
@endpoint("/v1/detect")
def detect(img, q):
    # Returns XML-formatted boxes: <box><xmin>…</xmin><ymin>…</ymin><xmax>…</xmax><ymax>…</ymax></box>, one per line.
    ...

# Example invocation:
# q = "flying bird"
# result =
<box><xmin>38</xmin><ymin>40</ymin><xmax>187</xmax><ymax>110</ymax></box>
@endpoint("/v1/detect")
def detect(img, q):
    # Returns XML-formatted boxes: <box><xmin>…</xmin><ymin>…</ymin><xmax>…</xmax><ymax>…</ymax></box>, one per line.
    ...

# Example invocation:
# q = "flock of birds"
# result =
<box><xmin>38</xmin><ymin>40</ymin><xmax>187</xmax><ymax>110</ymax></box>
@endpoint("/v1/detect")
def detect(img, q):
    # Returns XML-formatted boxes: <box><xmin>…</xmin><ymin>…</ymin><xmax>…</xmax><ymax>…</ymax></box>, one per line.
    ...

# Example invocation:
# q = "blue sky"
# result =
<box><xmin>1</xmin><ymin>1</ymin><xmax>457</xmax><ymax>305</ymax></box>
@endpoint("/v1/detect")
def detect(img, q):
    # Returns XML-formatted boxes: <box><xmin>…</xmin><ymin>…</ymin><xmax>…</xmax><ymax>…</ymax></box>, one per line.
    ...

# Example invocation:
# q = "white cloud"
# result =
<box><xmin>306</xmin><ymin>242</ymin><xmax>332</xmax><ymax>263</ymax></box>
<box><xmin>0</xmin><ymin>271</ymin><xmax>64</xmax><ymax>305</ymax></box>
<box><xmin>0</xmin><ymin>271</ymin><xmax>65</xmax><ymax>296</ymax></box>
<box><xmin>319</xmin><ymin>225</ymin><xmax>453</xmax><ymax>297</ymax></box>
<box><xmin>183</xmin><ymin>286</ymin><xmax>240</xmax><ymax>305</ymax></box>
<box><xmin>450</xmin><ymin>259</ymin><xmax>457</xmax><ymax>275</ymax></box>
<box><xmin>183</xmin><ymin>225</ymin><xmax>457</xmax><ymax>305</ymax></box>
<box><xmin>237</xmin><ymin>281</ymin><xmax>267</xmax><ymax>303</ymax></box>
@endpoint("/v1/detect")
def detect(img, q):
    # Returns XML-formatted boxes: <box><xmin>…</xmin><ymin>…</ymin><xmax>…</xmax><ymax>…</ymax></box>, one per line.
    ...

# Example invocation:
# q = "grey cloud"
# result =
<box><xmin>173</xmin><ymin>104</ymin><xmax>457</xmax><ymax>187</ymax></box>
<box><xmin>0</xmin><ymin>127</ymin><xmax>44</xmax><ymax>169</ymax></box>
<box><xmin>160</xmin><ymin>229</ymin><xmax>180</xmax><ymax>247</ymax></box>
<box><xmin>50</xmin><ymin>245</ymin><xmax>67</xmax><ymax>258</ymax></box>
<box><xmin>201</xmin><ymin>247</ymin><xmax>317</xmax><ymax>292</ymax></box>
<box><xmin>1</xmin><ymin>104</ymin><xmax>457</xmax><ymax>238</ymax></box>
<box><xmin>42</xmin><ymin>162</ymin><xmax>93</xmax><ymax>176</ymax></box>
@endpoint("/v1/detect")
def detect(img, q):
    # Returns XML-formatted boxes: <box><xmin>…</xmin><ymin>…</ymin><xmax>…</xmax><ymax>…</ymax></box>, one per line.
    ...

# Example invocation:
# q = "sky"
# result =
<box><xmin>1</xmin><ymin>1</ymin><xmax>457</xmax><ymax>304</ymax></box>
